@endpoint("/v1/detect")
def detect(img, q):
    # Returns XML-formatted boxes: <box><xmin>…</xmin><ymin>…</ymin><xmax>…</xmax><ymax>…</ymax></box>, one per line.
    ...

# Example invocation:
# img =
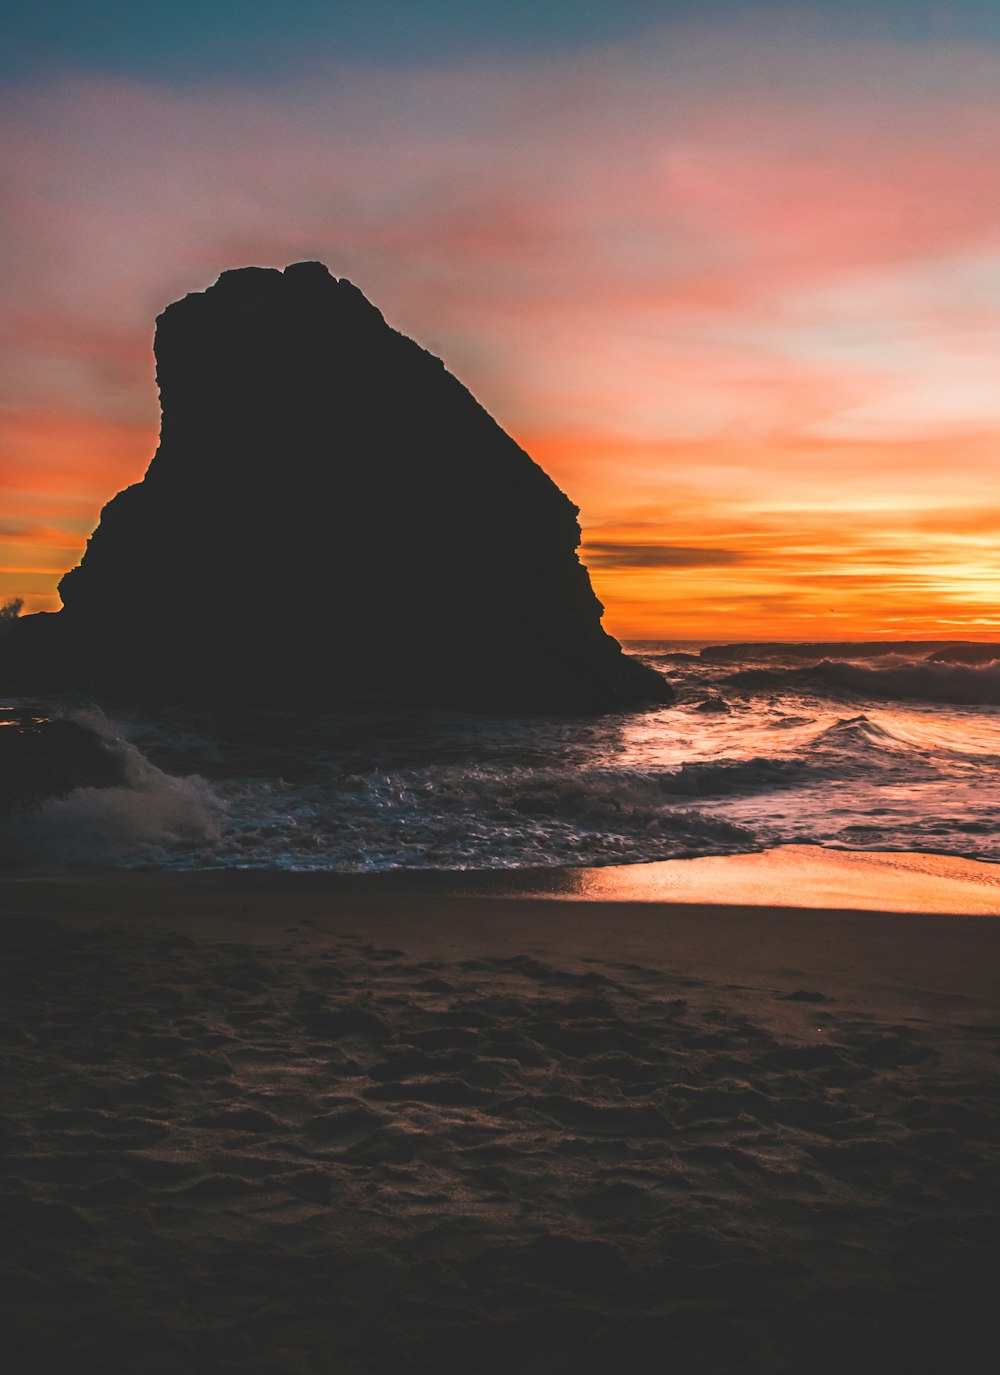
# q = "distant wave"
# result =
<box><xmin>655</xmin><ymin>718</ymin><xmax>949</xmax><ymax>791</ymax></box>
<box><xmin>724</xmin><ymin>658</ymin><xmax>1000</xmax><ymax>706</ymax></box>
<box><xmin>810</xmin><ymin>714</ymin><xmax>907</xmax><ymax>750</ymax></box>
<box><xmin>700</xmin><ymin>639</ymin><xmax>987</xmax><ymax>663</ymax></box>
<box><xmin>654</xmin><ymin>756</ymin><xmax>828</xmax><ymax>795</ymax></box>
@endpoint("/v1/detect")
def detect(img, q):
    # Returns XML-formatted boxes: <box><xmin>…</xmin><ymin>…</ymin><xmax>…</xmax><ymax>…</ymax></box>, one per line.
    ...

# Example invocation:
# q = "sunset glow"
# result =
<box><xmin>4</xmin><ymin>8</ymin><xmax>1000</xmax><ymax>637</ymax></box>
<box><xmin>6</xmin><ymin>15</ymin><xmax>1000</xmax><ymax>1366</ymax></box>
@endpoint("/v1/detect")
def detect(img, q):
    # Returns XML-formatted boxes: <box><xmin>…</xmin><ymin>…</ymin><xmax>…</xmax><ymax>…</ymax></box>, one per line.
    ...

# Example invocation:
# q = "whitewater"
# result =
<box><xmin>5</xmin><ymin>641</ymin><xmax>1000</xmax><ymax>872</ymax></box>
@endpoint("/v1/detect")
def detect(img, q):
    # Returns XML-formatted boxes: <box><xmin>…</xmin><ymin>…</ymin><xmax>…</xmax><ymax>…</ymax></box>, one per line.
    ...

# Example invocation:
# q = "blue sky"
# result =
<box><xmin>4</xmin><ymin>1</ymin><xmax>1000</xmax><ymax>81</ymax></box>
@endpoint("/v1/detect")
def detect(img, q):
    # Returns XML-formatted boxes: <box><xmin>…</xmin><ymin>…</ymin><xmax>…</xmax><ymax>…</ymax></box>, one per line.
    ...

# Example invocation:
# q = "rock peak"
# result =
<box><xmin>5</xmin><ymin>267</ymin><xmax>671</xmax><ymax>711</ymax></box>
<box><xmin>283</xmin><ymin>260</ymin><xmax>334</xmax><ymax>282</ymax></box>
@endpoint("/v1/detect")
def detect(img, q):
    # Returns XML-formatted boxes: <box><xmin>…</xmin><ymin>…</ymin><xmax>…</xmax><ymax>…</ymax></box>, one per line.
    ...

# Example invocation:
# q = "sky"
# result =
<box><xmin>4</xmin><ymin>1</ymin><xmax>1000</xmax><ymax>639</ymax></box>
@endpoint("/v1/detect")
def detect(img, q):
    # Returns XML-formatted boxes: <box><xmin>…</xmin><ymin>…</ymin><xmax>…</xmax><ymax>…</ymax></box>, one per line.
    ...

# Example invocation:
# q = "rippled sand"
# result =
<box><xmin>3</xmin><ymin>864</ymin><xmax>999</xmax><ymax>1374</ymax></box>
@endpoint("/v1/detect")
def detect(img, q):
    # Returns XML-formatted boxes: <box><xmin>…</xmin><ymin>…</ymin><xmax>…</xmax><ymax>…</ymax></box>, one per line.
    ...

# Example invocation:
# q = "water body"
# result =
<box><xmin>6</xmin><ymin>642</ymin><xmax>1000</xmax><ymax>872</ymax></box>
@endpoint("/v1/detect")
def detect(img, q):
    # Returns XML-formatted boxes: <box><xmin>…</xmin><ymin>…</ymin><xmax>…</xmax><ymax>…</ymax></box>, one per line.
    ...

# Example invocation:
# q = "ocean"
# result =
<box><xmin>6</xmin><ymin>641</ymin><xmax>1000</xmax><ymax>872</ymax></box>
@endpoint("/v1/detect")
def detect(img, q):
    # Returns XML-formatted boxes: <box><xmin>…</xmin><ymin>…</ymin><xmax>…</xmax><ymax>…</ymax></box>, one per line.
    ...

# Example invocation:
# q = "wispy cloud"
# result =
<box><xmin>583</xmin><ymin>542</ymin><xmax>747</xmax><ymax>569</ymax></box>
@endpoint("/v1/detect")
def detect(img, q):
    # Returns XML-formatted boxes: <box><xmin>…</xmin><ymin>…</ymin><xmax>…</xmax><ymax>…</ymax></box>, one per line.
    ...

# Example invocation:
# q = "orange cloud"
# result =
<box><xmin>0</xmin><ymin>410</ymin><xmax>155</xmax><ymax>611</ymax></box>
<box><xmin>585</xmin><ymin>488</ymin><xmax>1000</xmax><ymax>641</ymax></box>
<box><xmin>0</xmin><ymin>411</ymin><xmax>156</xmax><ymax>496</ymax></box>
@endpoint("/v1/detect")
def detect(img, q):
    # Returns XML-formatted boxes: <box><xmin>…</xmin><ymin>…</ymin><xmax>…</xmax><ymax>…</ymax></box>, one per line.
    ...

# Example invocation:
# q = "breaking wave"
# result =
<box><xmin>0</xmin><ymin>707</ymin><xmax>223</xmax><ymax>867</ymax></box>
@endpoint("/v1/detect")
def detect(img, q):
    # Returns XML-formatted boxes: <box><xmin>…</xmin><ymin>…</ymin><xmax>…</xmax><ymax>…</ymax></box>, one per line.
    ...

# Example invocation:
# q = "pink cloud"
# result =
<box><xmin>4</xmin><ymin>24</ymin><xmax>1000</xmax><ymax>630</ymax></box>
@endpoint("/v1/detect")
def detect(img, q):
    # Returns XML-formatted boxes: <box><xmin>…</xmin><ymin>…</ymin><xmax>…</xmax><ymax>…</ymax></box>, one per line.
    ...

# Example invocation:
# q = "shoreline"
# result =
<box><xmin>7</xmin><ymin>841</ymin><xmax>1000</xmax><ymax>913</ymax></box>
<box><xmin>5</xmin><ymin>845</ymin><xmax>1000</xmax><ymax>1017</ymax></box>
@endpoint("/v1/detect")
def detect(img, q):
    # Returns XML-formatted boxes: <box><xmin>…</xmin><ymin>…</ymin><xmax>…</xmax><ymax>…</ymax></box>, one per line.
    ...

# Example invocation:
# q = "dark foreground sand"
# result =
<box><xmin>3</xmin><ymin>859</ymin><xmax>999</xmax><ymax>1374</ymax></box>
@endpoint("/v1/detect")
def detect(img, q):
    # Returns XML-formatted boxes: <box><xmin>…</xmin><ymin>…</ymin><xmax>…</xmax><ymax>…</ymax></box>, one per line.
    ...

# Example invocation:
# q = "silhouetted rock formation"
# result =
<box><xmin>4</xmin><ymin>263</ymin><xmax>669</xmax><ymax>711</ymax></box>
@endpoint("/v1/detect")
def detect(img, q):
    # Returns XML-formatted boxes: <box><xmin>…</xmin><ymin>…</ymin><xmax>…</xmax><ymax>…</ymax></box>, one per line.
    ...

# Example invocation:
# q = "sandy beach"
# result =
<box><xmin>3</xmin><ymin>849</ymin><xmax>999</xmax><ymax>1374</ymax></box>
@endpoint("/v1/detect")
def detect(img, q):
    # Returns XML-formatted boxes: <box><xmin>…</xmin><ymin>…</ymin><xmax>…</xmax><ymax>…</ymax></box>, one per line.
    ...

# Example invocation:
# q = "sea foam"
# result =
<box><xmin>1</xmin><ymin>706</ymin><xmax>223</xmax><ymax>866</ymax></box>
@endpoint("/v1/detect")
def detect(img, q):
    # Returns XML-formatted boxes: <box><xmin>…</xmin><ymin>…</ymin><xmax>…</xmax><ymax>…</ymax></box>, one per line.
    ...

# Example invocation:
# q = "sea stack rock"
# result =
<box><xmin>7</xmin><ymin>263</ymin><xmax>670</xmax><ymax>711</ymax></box>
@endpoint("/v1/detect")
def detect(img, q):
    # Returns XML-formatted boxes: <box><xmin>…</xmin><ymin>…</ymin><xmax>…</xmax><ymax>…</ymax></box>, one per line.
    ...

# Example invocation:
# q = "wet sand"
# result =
<box><xmin>3</xmin><ymin>851</ymin><xmax>999</xmax><ymax>1373</ymax></box>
